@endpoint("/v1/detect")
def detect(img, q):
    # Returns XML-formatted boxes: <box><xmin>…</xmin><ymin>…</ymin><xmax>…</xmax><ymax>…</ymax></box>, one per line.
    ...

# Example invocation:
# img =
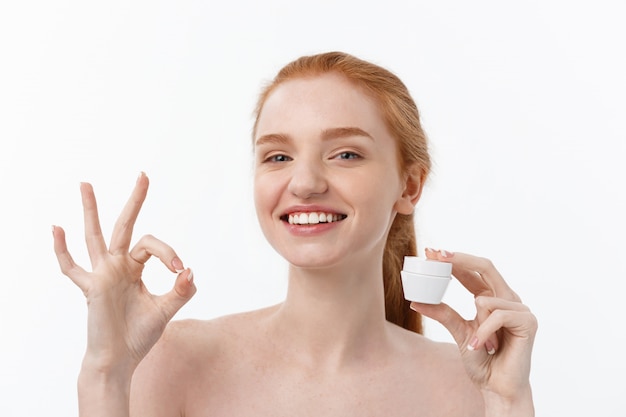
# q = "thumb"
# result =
<box><xmin>411</xmin><ymin>302</ymin><xmax>470</xmax><ymax>347</ymax></box>
<box><xmin>158</xmin><ymin>268</ymin><xmax>196</xmax><ymax>322</ymax></box>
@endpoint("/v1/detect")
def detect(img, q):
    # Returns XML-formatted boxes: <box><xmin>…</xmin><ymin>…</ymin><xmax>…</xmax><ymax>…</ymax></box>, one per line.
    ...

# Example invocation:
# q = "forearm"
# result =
<box><xmin>482</xmin><ymin>385</ymin><xmax>534</xmax><ymax>417</ymax></box>
<box><xmin>77</xmin><ymin>361</ymin><xmax>135</xmax><ymax>417</ymax></box>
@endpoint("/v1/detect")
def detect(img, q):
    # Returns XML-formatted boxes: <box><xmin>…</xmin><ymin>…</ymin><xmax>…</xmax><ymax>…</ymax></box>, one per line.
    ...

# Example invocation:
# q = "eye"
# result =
<box><xmin>265</xmin><ymin>154</ymin><xmax>292</xmax><ymax>163</ymax></box>
<box><xmin>335</xmin><ymin>151</ymin><xmax>361</xmax><ymax>160</ymax></box>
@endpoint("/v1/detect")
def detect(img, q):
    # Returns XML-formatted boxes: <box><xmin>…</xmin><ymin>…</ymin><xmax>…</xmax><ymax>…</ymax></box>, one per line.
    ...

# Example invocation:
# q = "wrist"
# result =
<box><xmin>77</xmin><ymin>359</ymin><xmax>137</xmax><ymax>417</ymax></box>
<box><xmin>81</xmin><ymin>346</ymin><xmax>140</xmax><ymax>377</ymax></box>
<box><xmin>482</xmin><ymin>384</ymin><xmax>534</xmax><ymax>417</ymax></box>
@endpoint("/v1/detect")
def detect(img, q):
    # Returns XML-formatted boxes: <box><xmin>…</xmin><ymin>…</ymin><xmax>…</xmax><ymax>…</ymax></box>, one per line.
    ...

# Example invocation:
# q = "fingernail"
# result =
<box><xmin>485</xmin><ymin>341</ymin><xmax>496</xmax><ymax>355</ymax></box>
<box><xmin>467</xmin><ymin>337</ymin><xmax>479</xmax><ymax>351</ymax></box>
<box><xmin>186</xmin><ymin>268</ymin><xmax>194</xmax><ymax>283</ymax></box>
<box><xmin>51</xmin><ymin>225</ymin><xmax>56</xmax><ymax>234</ymax></box>
<box><xmin>172</xmin><ymin>257</ymin><xmax>184</xmax><ymax>272</ymax></box>
<box><xmin>441</xmin><ymin>249</ymin><xmax>454</xmax><ymax>258</ymax></box>
<box><xmin>409</xmin><ymin>302</ymin><xmax>417</xmax><ymax>312</ymax></box>
<box><xmin>137</xmin><ymin>171</ymin><xmax>146</xmax><ymax>181</ymax></box>
<box><xmin>425</xmin><ymin>247</ymin><xmax>436</xmax><ymax>254</ymax></box>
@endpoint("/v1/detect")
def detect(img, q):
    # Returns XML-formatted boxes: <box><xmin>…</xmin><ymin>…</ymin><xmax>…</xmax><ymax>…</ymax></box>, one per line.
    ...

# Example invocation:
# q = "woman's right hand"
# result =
<box><xmin>52</xmin><ymin>173</ymin><xmax>196</xmax><ymax>376</ymax></box>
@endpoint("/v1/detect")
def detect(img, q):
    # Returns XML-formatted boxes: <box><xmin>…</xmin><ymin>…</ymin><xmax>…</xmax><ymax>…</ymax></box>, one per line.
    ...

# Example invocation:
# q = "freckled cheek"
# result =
<box><xmin>253</xmin><ymin>176</ymin><xmax>279</xmax><ymax>220</ymax></box>
<box><xmin>253</xmin><ymin>185</ymin><xmax>266</xmax><ymax>212</ymax></box>
<box><xmin>360</xmin><ymin>172</ymin><xmax>403</xmax><ymax>208</ymax></box>
<box><xmin>253</xmin><ymin>177</ymin><xmax>265</xmax><ymax>211</ymax></box>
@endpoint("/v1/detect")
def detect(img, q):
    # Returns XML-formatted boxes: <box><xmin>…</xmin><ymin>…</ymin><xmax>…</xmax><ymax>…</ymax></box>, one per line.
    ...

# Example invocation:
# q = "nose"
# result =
<box><xmin>287</xmin><ymin>157</ymin><xmax>328</xmax><ymax>199</ymax></box>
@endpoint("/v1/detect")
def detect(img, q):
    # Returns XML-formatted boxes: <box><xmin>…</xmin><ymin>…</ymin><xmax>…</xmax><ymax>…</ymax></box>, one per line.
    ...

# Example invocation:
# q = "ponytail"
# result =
<box><xmin>383</xmin><ymin>212</ymin><xmax>422</xmax><ymax>333</ymax></box>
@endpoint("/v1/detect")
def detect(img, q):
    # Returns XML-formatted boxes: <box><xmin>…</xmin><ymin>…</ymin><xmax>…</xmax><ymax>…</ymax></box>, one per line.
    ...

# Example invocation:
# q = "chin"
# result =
<box><xmin>281</xmin><ymin>249</ymin><xmax>347</xmax><ymax>271</ymax></box>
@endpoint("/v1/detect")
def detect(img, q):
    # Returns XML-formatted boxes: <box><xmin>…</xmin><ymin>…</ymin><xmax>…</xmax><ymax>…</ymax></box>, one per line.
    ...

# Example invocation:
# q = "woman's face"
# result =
<box><xmin>253</xmin><ymin>73</ymin><xmax>413</xmax><ymax>270</ymax></box>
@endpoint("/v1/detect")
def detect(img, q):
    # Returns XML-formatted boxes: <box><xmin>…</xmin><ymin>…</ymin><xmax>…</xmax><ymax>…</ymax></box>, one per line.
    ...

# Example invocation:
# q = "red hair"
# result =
<box><xmin>253</xmin><ymin>52</ymin><xmax>431</xmax><ymax>333</ymax></box>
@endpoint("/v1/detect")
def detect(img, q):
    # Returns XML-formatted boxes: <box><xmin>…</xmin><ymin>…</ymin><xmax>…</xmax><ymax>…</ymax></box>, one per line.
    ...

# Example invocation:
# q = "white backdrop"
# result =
<box><xmin>1</xmin><ymin>1</ymin><xmax>625</xmax><ymax>415</ymax></box>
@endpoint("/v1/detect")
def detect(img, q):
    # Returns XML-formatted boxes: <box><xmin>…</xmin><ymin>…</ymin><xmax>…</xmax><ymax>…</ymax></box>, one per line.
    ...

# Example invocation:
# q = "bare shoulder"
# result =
<box><xmin>385</xmin><ymin>324</ymin><xmax>485</xmax><ymax>415</ymax></box>
<box><xmin>148</xmin><ymin>305</ymin><xmax>278</xmax><ymax>363</ymax></box>
<box><xmin>397</xmin><ymin>326</ymin><xmax>465</xmax><ymax>370</ymax></box>
<box><xmin>154</xmin><ymin>304</ymin><xmax>278</xmax><ymax>351</ymax></box>
<box><xmin>130</xmin><ymin>306</ymin><xmax>278</xmax><ymax>415</ymax></box>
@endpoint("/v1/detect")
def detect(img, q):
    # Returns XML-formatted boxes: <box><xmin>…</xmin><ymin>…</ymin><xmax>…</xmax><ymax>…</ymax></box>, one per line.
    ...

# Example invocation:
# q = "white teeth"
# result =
<box><xmin>287</xmin><ymin>212</ymin><xmax>342</xmax><ymax>225</ymax></box>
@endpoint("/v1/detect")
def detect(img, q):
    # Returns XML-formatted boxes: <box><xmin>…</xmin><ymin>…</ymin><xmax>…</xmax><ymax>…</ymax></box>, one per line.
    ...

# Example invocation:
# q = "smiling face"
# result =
<box><xmin>253</xmin><ymin>72</ymin><xmax>415</xmax><ymax>270</ymax></box>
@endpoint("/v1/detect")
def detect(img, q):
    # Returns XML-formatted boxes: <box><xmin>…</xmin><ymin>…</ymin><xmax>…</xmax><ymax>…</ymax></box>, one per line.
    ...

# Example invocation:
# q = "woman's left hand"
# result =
<box><xmin>410</xmin><ymin>249</ymin><xmax>538</xmax><ymax>411</ymax></box>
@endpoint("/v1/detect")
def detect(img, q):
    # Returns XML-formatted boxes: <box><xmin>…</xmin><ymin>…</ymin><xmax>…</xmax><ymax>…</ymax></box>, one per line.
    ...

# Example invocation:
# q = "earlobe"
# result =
<box><xmin>394</xmin><ymin>164</ymin><xmax>424</xmax><ymax>215</ymax></box>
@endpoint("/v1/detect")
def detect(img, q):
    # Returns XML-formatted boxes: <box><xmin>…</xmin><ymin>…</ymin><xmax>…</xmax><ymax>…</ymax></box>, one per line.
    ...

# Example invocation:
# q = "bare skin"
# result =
<box><xmin>130</xmin><ymin>311</ymin><xmax>484</xmax><ymax>417</ymax></box>
<box><xmin>53</xmin><ymin>73</ymin><xmax>536</xmax><ymax>416</ymax></box>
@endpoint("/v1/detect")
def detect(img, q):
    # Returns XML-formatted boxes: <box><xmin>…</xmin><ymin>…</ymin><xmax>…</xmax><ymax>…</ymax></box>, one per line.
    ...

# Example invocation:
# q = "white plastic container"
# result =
<box><xmin>401</xmin><ymin>256</ymin><xmax>452</xmax><ymax>304</ymax></box>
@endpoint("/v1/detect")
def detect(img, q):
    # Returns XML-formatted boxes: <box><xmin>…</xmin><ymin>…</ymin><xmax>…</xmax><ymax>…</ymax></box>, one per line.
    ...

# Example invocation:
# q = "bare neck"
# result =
<box><xmin>268</xmin><ymin>258</ymin><xmax>392</xmax><ymax>370</ymax></box>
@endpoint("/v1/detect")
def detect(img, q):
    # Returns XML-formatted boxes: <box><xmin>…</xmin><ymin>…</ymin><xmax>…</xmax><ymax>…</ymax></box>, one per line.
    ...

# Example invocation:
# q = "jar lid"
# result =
<box><xmin>402</xmin><ymin>256</ymin><xmax>452</xmax><ymax>277</ymax></box>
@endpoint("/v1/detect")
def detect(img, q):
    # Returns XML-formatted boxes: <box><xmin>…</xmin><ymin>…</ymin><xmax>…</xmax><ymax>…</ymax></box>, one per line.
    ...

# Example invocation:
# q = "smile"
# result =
<box><xmin>282</xmin><ymin>212</ymin><xmax>347</xmax><ymax>225</ymax></box>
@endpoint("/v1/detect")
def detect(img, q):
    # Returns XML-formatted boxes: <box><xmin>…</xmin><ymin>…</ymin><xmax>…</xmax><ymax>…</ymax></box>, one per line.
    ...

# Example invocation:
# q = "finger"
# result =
<box><xmin>469</xmin><ymin>296</ymin><xmax>532</xmax><ymax>353</ymax></box>
<box><xmin>129</xmin><ymin>234</ymin><xmax>185</xmax><ymax>273</ymax></box>
<box><xmin>474</xmin><ymin>296</ymin><xmax>506</xmax><ymax>355</ymax></box>
<box><xmin>424</xmin><ymin>248</ymin><xmax>438</xmax><ymax>261</ymax></box>
<box><xmin>109</xmin><ymin>173</ymin><xmax>149</xmax><ymax>254</ymax></box>
<box><xmin>426</xmin><ymin>249</ymin><xmax>494</xmax><ymax>296</ymax></box>
<box><xmin>427</xmin><ymin>249</ymin><xmax>520</xmax><ymax>301</ymax></box>
<box><xmin>410</xmin><ymin>301</ymin><xmax>471</xmax><ymax>348</ymax></box>
<box><xmin>471</xmin><ymin>309</ymin><xmax>537</xmax><ymax>353</ymax></box>
<box><xmin>425</xmin><ymin>249</ymin><xmax>508</xmax><ymax>355</ymax></box>
<box><xmin>425</xmin><ymin>248</ymin><xmax>486</xmax><ymax>296</ymax></box>
<box><xmin>52</xmin><ymin>225</ymin><xmax>90</xmax><ymax>291</ymax></box>
<box><xmin>425</xmin><ymin>248</ymin><xmax>487</xmax><ymax>295</ymax></box>
<box><xmin>156</xmin><ymin>268</ymin><xmax>197</xmax><ymax>322</ymax></box>
<box><xmin>80</xmin><ymin>182</ymin><xmax>108</xmax><ymax>264</ymax></box>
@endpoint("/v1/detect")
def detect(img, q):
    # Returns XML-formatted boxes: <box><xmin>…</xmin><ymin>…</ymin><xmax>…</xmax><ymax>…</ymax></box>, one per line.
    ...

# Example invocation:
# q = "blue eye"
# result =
<box><xmin>266</xmin><ymin>154</ymin><xmax>292</xmax><ymax>163</ymax></box>
<box><xmin>337</xmin><ymin>151</ymin><xmax>360</xmax><ymax>160</ymax></box>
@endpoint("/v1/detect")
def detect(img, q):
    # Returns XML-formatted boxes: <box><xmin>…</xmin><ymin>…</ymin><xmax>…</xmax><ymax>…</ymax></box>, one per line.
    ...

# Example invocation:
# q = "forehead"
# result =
<box><xmin>255</xmin><ymin>73</ymin><xmax>387</xmax><ymax>139</ymax></box>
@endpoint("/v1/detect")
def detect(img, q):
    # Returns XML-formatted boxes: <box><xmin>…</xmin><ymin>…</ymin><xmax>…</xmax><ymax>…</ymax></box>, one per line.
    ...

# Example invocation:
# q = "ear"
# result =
<box><xmin>394</xmin><ymin>163</ymin><xmax>424</xmax><ymax>215</ymax></box>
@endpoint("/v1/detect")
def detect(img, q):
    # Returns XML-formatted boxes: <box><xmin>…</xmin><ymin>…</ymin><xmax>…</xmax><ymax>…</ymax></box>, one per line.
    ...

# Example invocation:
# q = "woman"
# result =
<box><xmin>52</xmin><ymin>51</ymin><xmax>537</xmax><ymax>416</ymax></box>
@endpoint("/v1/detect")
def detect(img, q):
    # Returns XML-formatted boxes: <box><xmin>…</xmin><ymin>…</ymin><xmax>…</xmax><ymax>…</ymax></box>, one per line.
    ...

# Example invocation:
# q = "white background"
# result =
<box><xmin>1</xmin><ymin>1</ymin><xmax>625</xmax><ymax>415</ymax></box>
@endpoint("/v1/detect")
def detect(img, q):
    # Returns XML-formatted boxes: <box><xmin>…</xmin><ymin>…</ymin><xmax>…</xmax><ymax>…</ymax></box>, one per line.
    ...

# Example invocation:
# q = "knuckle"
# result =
<box><xmin>510</xmin><ymin>291</ymin><xmax>523</xmax><ymax>303</ymax></box>
<box><xmin>475</xmin><ymin>256</ymin><xmax>495</xmax><ymax>273</ymax></box>
<box><xmin>474</xmin><ymin>295</ymin><xmax>491</xmax><ymax>308</ymax></box>
<box><xmin>58</xmin><ymin>260</ymin><xmax>74</xmax><ymax>276</ymax></box>
<box><xmin>498</xmin><ymin>288</ymin><xmax>521</xmax><ymax>302</ymax></box>
<box><xmin>136</xmin><ymin>234</ymin><xmax>157</xmax><ymax>246</ymax></box>
<box><xmin>61</xmin><ymin>266</ymin><xmax>81</xmax><ymax>283</ymax></box>
<box><xmin>113</xmin><ymin>216</ymin><xmax>132</xmax><ymax>231</ymax></box>
<box><xmin>490</xmin><ymin>308</ymin><xmax>506</xmax><ymax>322</ymax></box>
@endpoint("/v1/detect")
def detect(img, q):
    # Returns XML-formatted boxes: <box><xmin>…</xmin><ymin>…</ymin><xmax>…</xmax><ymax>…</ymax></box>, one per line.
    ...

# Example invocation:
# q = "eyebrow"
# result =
<box><xmin>321</xmin><ymin>127</ymin><xmax>374</xmax><ymax>141</ymax></box>
<box><xmin>255</xmin><ymin>133</ymin><xmax>290</xmax><ymax>147</ymax></box>
<box><xmin>255</xmin><ymin>126</ymin><xmax>373</xmax><ymax>147</ymax></box>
